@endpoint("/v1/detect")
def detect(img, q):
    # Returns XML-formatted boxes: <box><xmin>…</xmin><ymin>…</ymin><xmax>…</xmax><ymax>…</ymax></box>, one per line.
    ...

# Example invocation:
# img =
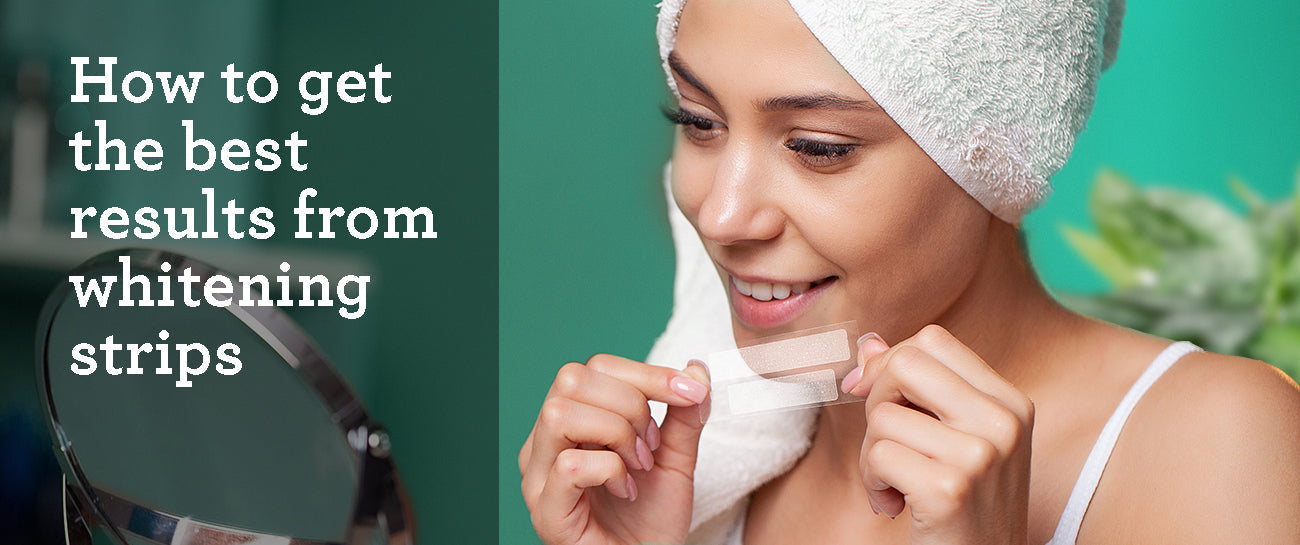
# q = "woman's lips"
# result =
<box><xmin>729</xmin><ymin>275</ymin><xmax>836</xmax><ymax>329</ymax></box>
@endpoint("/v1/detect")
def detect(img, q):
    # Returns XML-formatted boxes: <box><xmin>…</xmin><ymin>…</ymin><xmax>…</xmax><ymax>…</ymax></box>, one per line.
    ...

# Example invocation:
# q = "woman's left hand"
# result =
<box><xmin>841</xmin><ymin>324</ymin><xmax>1034</xmax><ymax>545</ymax></box>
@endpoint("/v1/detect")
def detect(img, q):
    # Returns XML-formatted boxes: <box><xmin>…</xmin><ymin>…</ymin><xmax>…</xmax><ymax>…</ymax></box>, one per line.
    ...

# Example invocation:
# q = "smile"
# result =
<box><xmin>731</xmin><ymin>276</ymin><xmax>832</xmax><ymax>302</ymax></box>
<box><xmin>728</xmin><ymin>274</ymin><xmax>837</xmax><ymax>328</ymax></box>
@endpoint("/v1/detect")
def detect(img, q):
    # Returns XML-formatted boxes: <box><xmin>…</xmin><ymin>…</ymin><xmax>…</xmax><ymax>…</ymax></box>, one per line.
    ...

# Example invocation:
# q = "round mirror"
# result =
<box><xmin>36</xmin><ymin>249</ymin><xmax>413</xmax><ymax>545</ymax></box>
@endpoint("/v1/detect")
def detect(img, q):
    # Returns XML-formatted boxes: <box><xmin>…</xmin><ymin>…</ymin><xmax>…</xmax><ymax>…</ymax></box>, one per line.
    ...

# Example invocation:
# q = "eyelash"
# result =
<box><xmin>661</xmin><ymin>106</ymin><xmax>720</xmax><ymax>136</ymax></box>
<box><xmin>661</xmin><ymin>106</ymin><xmax>858</xmax><ymax>167</ymax></box>
<box><xmin>784</xmin><ymin>139</ymin><xmax>856</xmax><ymax>167</ymax></box>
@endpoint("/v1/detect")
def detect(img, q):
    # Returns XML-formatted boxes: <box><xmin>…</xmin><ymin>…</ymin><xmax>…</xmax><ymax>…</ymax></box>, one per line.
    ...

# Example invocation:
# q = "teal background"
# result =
<box><xmin>0</xmin><ymin>1</ymin><xmax>497</xmax><ymax>543</ymax></box>
<box><xmin>499</xmin><ymin>0</ymin><xmax>1300</xmax><ymax>542</ymax></box>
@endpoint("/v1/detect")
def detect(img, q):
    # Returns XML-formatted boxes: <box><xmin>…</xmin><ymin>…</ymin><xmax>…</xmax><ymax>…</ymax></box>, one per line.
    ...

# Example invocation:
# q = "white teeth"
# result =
<box><xmin>733</xmin><ymin>276</ymin><xmax>815</xmax><ymax>302</ymax></box>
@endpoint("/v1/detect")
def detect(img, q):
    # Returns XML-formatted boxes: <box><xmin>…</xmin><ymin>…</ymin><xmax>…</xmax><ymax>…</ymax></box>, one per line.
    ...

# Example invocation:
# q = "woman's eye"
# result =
<box><xmin>662</xmin><ymin>106</ymin><xmax>724</xmax><ymax>142</ymax></box>
<box><xmin>784</xmin><ymin>137</ymin><xmax>857</xmax><ymax>167</ymax></box>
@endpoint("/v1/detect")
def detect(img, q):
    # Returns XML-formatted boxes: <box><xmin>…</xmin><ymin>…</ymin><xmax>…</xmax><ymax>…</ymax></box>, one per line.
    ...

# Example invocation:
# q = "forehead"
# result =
<box><xmin>672</xmin><ymin>0</ymin><xmax>871</xmax><ymax>104</ymax></box>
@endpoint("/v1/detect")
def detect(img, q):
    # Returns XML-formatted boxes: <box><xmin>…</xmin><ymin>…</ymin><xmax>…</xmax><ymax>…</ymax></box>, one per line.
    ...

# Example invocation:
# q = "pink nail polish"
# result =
<box><xmin>670</xmin><ymin>375</ymin><xmax>708</xmax><ymax>404</ymax></box>
<box><xmin>625</xmin><ymin>474</ymin><xmax>638</xmax><ymax>502</ymax></box>
<box><xmin>857</xmin><ymin>332</ymin><xmax>888</xmax><ymax>357</ymax></box>
<box><xmin>646</xmin><ymin>419</ymin><xmax>661</xmax><ymax>451</ymax></box>
<box><xmin>635</xmin><ymin>436</ymin><xmax>655</xmax><ymax>471</ymax></box>
<box><xmin>687</xmin><ymin>359</ymin><xmax>712</xmax><ymax>383</ymax></box>
<box><xmin>841</xmin><ymin>365</ymin><xmax>865</xmax><ymax>393</ymax></box>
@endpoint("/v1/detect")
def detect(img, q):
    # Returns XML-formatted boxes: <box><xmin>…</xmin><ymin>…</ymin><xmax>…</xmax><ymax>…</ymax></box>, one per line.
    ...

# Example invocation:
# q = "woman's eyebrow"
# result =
<box><xmin>756</xmin><ymin>94</ymin><xmax>882</xmax><ymax>112</ymax></box>
<box><xmin>667</xmin><ymin>52</ymin><xmax>717</xmax><ymax>101</ymax></box>
<box><xmin>669</xmin><ymin>52</ymin><xmax>880</xmax><ymax>114</ymax></box>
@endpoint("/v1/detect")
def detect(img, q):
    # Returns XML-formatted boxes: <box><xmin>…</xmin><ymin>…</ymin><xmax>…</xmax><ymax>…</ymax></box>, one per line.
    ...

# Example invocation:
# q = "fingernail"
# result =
<box><xmin>613</xmin><ymin>476</ymin><xmax>631</xmax><ymax>500</ymax></box>
<box><xmin>646</xmin><ymin>419</ymin><xmax>661</xmax><ymax>451</ymax></box>
<box><xmin>625</xmin><ymin>474</ymin><xmax>638</xmax><ymax>502</ymax></box>
<box><xmin>687</xmin><ymin>359</ymin><xmax>711</xmax><ymax>381</ymax></box>
<box><xmin>857</xmin><ymin>332</ymin><xmax>888</xmax><ymax>357</ymax></box>
<box><xmin>841</xmin><ymin>365</ymin><xmax>865</xmax><ymax>393</ymax></box>
<box><xmin>636</xmin><ymin>436</ymin><xmax>655</xmax><ymax>471</ymax></box>
<box><xmin>868</xmin><ymin>496</ymin><xmax>881</xmax><ymax>516</ymax></box>
<box><xmin>670</xmin><ymin>375</ymin><xmax>709</xmax><ymax>404</ymax></box>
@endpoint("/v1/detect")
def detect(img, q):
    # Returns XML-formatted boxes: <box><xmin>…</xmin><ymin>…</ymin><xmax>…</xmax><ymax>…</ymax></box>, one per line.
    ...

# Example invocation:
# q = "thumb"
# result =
<box><xmin>842</xmin><ymin>332</ymin><xmax>891</xmax><ymax>396</ymax></box>
<box><xmin>654</xmin><ymin>359</ymin><xmax>711</xmax><ymax>477</ymax></box>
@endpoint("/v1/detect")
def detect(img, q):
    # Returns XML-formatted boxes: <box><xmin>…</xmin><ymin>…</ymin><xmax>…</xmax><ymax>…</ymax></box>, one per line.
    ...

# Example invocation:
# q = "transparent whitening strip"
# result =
<box><xmin>702</xmin><ymin>321</ymin><xmax>863</xmax><ymax>422</ymax></box>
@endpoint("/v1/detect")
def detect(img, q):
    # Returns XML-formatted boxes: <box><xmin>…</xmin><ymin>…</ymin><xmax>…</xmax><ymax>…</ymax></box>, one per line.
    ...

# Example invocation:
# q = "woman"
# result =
<box><xmin>518</xmin><ymin>0</ymin><xmax>1300</xmax><ymax>543</ymax></box>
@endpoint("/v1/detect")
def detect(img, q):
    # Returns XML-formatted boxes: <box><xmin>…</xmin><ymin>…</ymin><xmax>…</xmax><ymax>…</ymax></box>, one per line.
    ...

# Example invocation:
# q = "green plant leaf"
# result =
<box><xmin>1149</xmin><ymin>307</ymin><xmax>1261</xmax><ymax>354</ymax></box>
<box><xmin>1228</xmin><ymin>175</ymin><xmax>1266</xmax><ymax>214</ymax></box>
<box><xmin>1060</xmin><ymin>225</ymin><xmax>1139</xmax><ymax>288</ymax></box>
<box><xmin>1245</xmin><ymin>324</ymin><xmax>1300</xmax><ymax>381</ymax></box>
<box><xmin>1145</xmin><ymin>189</ymin><xmax>1252</xmax><ymax>249</ymax></box>
<box><xmin>1142</xmin><ymin>189</ymin><xmax>1262</xmax><ymax>293</ymax></box>
<box><xmin>1065</xmin><ymin>165</ymin><xmax>1300</xmax><ymax>368</ymax></box>
<box><xmin>1294</xmin><ymin>165</ymin><xmax>1300</xmax><ymax>240</ymax></box>
<box><xmin>1089</xmin><ymin>169</ymin><xmax>1156</xmax><ymax>267</ymax></box>
<box><xmin>1058</xmin><ymin>293</ymin><xmax>1158</xmax><ymax>329</ymax></box>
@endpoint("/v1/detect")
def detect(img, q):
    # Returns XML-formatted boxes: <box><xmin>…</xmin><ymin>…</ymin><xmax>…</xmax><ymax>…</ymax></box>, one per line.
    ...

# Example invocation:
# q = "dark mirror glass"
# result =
<box><xmin>40</xmin><ymin>251</ymin><xmax>363</xmax><ymax>543</ymax></box>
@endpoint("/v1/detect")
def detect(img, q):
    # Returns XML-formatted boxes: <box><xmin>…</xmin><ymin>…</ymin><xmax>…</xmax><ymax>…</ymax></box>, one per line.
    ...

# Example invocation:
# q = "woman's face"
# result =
<box><xmin>669</xmin><ymin>0</ymin><xmax>995</xmax><ymax>344</ymax></box>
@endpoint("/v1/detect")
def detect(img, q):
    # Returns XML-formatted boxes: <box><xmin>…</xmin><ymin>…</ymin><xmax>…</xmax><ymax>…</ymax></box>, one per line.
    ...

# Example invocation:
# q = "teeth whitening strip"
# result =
<box><xmin>724</xmin><ymin>369</ymin><xmax>840</xmax><ymax>416</ymax></box>
<box><xmin>701</xmin><ymin>321</ymin><xmax>862</xmax><ymax>422</ymax></box>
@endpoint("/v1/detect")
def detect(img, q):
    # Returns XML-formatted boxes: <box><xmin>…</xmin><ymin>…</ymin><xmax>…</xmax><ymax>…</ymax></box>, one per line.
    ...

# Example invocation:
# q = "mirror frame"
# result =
<box><xmin>35</xmin><ymin>248</ymin><xmax>414</xmax><ymax>545</ymax></box>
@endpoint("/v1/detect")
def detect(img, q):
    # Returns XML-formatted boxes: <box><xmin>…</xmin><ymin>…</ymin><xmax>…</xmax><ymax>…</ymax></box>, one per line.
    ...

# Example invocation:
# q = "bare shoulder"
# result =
<box><xmin>1079</xmin><ymin>349</ymin><xmax>1300</xmax><ymax>543</ymax></box>
<box><xmin>1154</xmin><ymin>351</ymin><xmax>1300</xmax><ymax>447</ymax></box>
<box><xmin>1164</xmin><ymin>350</ymin><xmax>1300</xmax><ymax>414</ymax></box>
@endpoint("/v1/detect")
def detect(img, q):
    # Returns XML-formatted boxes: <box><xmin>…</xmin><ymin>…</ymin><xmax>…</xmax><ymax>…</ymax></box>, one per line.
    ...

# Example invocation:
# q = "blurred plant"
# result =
<box><xmin>1060</xmin><ymin>168</ymin><xmax>1300</xmax><ymax>380</ymax></box>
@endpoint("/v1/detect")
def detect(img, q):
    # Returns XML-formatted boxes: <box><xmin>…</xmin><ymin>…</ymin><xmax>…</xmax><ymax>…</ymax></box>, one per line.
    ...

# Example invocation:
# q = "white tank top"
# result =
<box><xmin>722</xmin><ymin>341</ymin><xmax>1203</xmax><ymax>545</ymax></box>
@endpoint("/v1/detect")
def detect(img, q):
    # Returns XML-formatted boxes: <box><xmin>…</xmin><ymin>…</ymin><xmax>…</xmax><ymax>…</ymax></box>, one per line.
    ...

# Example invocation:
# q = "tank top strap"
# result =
<box><xmin>1045</xmin><ymin>341</ymin><xmax>1203</xmax><ymax>545</ymax></box>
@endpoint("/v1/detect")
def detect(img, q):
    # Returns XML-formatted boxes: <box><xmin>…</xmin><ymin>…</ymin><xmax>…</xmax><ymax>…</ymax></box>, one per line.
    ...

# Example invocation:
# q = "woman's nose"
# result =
<box><xmin>693</xmin><ymin>144</ymin><xmax>785</xmax><ymax>246</ymax></box>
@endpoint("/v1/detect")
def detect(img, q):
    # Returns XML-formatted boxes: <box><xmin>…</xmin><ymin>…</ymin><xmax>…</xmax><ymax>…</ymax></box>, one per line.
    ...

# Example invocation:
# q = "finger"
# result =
<box><xmin>533</xmin><ymin>449</ymin><xmax>635</xmax><ymax>538</ymax></box>
<box><xmin>865</xmin><ymin>402</ymin><xmax>963</xmax><ymax>460</ymax></box>
<box><xmin>523</xmin><ymin>398</ymin><xmax>639</xmax><ymax>502</ymax></box>
<box><xmin>585</xmin><ymin>353</ymin><xmax>710</xmax><ymax>407</ymax></box>
<box><xmin>905</xmin><ymin>325</ymin><xmax>1028</xmax><ymax>415</ymax></box>
<box><xmin>861</xmin><ymin>438</ymin><xmax>950</xmax><ymax>520</ymax></box>
<box><xmin>531</xmin><ymin>397</ymin><xmax>651</xmax><ymax>483</ymax></box>
<box><xmin>520</xmin><ymin>427</ymin><xmax>535</xmax><ymax>476</ymax></box>
<box><xmin>656</xmin><ymin>360</ymin><xmax>711</xmax><ymax>477</ymax></box>
<box><xmin>866</xmin><ymin>401</ymin><xmax>1001</xmax><ymax>476</ymax></box>
<box><xmin>863</xmin><ymin>437</ymin><xmax>977</xmax><ymax>522</ymax></box>
<box><xmin>852</xmin><ymin>326</ymin><xmax>1003</xmax><ymax>400</ymax></box>
<box><xmin>842</xmin><ymin>332</ymin><xmax>891</xmax><ymax>393</ymax></box>
<box><xmin>550</xmin><ymin>361</ymin><xmax>658</xmax><ymax>445</ymax></box>
<box><xmin>851</xmin><ymin>336</ymin><xmax>933</xmax><ymax>399</ymax></box>
<box><xmin>524</xmin><ymin>357</ymin><xmax>662</xmax><ymax>477</ymax></box>
<box><xmin>856</xmin><ymin>345</ymin><xmax>1006</xmax><ymax>433</ymax></box>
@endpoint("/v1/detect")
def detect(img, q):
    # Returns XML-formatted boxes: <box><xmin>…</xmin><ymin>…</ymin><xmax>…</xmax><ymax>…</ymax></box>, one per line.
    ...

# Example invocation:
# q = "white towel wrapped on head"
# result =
<box><xmin>655</xmin><ymin>0</ymin><xmax>1125</xmax><ymax>224</ymax></box>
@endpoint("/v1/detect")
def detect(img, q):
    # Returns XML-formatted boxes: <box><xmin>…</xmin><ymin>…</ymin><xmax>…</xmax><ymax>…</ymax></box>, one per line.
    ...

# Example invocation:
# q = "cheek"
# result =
<box><xmin>669</xmin><ymin>139</ymin><xmax>711</xmax><ymax>223</ymax></box>
<box><xmin>814</xmin><ymin>163</ymin><xmax>991</xmax><ymax>331</ymax></box>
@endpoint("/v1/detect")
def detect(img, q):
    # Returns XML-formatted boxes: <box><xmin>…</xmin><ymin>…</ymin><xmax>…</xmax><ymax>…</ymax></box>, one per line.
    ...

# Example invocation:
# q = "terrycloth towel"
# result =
<box><xmin>656</xmin><ymin>0</ymin><xmax>1125</xmax><ymax>224</ymax></box>
<box><xmin>645</xmin><ymin>163</ymin><xmax>819</xmax><ymax>544</ymax></box>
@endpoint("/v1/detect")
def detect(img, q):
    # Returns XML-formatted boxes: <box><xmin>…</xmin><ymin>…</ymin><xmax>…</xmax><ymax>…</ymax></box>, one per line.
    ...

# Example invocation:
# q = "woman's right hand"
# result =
<box><xmin>519</xmin><ymin>354</ymin><xmax>712</xmax><ymax>545</ymax></box>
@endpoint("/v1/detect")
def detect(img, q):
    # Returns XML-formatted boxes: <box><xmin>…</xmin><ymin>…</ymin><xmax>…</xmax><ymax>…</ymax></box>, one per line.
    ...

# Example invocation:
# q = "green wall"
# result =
<box><xmin>266</xmin><ymin>2</ymin><xmax>498</xmax><ymax>541</ymax></box>
<box><xmin>499</xmin><ymin>0</ymin><xmax>1300</xmax><ymax>542</ymax></box>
